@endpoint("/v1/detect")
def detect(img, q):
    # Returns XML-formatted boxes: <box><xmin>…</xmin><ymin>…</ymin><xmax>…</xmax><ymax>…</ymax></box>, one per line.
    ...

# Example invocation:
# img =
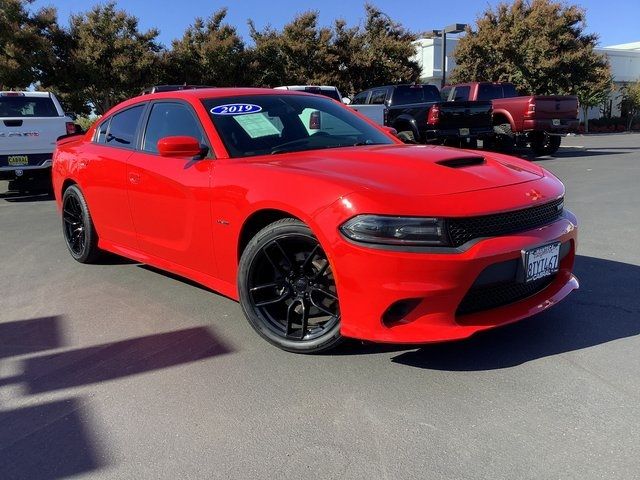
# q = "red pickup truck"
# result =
<box><xmin>442</xmin><ymin>82</ymin><xmax>579</xmax><ymax>156</ymax></box>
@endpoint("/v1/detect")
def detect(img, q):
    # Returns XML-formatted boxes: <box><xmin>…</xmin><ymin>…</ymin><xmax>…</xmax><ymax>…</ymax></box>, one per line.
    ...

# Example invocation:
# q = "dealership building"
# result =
<box><xmin>413</xmin><ymin>37</ymin><xmax>640</xmax><ymax>119</ymax></box>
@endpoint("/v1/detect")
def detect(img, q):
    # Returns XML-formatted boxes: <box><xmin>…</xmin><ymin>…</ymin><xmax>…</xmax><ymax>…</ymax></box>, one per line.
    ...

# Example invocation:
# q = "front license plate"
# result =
<box><xmin>552</xmin><ymin>119</ymin><xmax>561</xmax><ymax>126</ymax></box>
<box><xmin>459</xmin><ymin>128</ymin><xmax>470</xmax><ymax>136</ymax></box>
<box><xmin>8</xmin><ymin>155</ymin><xmax>29</xmax><ymax>166</ymax></box>
<box><xmin>523</xmin><ymin>242</ymin><xmax>560</xmax><ymax>283</ymax></box>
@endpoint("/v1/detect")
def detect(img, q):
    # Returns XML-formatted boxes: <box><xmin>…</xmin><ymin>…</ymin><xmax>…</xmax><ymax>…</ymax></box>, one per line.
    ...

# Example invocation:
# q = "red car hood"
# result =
<box><xmin>253</xmin><ymin>144</ymin><xmax>544</xmax><ymax>196</ymax></box>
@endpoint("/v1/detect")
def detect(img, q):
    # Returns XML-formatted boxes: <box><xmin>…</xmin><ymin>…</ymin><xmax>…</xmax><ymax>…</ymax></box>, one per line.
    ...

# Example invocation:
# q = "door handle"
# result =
<box><xmin>128</xmin><ymin>172</ymin><xmax>140</xmax><ymax>185</ymax></box>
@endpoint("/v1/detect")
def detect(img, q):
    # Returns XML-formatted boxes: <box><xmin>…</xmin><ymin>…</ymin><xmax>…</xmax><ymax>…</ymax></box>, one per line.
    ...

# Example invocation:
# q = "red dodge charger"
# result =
<box><xmin>53</xmin><ymin>88</ymin><xmax>578</xmax><ymax>353</ymax></box>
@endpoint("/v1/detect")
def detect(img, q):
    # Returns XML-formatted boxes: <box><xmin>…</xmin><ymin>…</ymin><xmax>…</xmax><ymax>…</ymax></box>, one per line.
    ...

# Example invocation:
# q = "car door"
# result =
<box><xmin>126</xmin><ymin>101</ymin><xmax>215</xmax><ymax>274</ymax></box>
<box><xmin>80</xmin><ymin>104</ymin><xmax>145</xmax><ymax>249</ymax></box>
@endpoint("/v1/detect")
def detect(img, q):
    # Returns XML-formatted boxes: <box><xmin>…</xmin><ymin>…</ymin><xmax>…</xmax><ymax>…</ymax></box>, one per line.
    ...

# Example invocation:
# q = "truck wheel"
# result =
<box><xmin>530</xmin><ymin>134</ymin><xmax>561</xmax><ymax>156</ymax></box>
<box><xmin>492</xmin><ymin>123</ymin><xmax>515</xmax><ymax>151</ymax></box>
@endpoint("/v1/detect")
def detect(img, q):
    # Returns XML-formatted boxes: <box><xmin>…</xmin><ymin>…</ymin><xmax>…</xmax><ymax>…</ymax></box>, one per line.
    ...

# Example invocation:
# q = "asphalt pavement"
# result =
<box><xmin>1</xmin><ymin>133</ymin><xmax>639</xmax><ymax>479</ymax></box>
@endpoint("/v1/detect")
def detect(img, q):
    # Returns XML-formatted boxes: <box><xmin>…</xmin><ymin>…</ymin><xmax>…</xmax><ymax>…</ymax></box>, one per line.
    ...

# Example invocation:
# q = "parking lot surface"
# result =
<box><xmin>1</xmin><ymin>133</ymin><xmax>639</xmax><ymax>479</ymax></box>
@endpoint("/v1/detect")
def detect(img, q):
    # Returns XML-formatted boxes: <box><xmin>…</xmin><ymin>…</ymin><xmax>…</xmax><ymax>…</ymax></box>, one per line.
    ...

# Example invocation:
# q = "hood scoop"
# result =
<box><xmin>437</xmin><ymin>156</ymin><xmax>486</xmax><ymax>168</ymax></box>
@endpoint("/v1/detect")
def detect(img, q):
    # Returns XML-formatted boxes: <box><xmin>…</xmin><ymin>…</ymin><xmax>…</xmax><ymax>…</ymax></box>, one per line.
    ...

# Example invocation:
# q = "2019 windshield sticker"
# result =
<box><xmin>210</xmin><ymin>104</ymin><xmax>262</xmax><ymax>115</ymax></box>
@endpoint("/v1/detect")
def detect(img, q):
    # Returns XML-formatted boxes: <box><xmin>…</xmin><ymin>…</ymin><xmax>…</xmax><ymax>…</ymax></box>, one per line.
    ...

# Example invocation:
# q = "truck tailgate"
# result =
<box><xmin>0</xmin><ymin>117</ymin><xmax>66</xmax><ymax>156</ymax></box>
<box><xmin>530</xmin><ymin>96</ymin><xmax>578</xmax><ymax>119</ymax></box>
<box><xmin>437</xmin><ymin>101</ymin><xmax>492</xmax><ymax>129</ymax></box>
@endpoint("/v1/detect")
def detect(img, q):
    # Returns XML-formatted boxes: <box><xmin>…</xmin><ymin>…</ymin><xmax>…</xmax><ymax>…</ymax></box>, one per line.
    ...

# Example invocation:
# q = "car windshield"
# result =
<box><xmin>203</xmin><ymin>94</ymin><xmax>393</xmax><ymax>158</ymax></box>
<box><xmin>392</xmin><ymin>85</ymin><xmax>441</xmax><ymax>105</ymax></box>
<box><xmin>0</xmin><ymin>95</ymin><xmax>59</xmax><ymax>117</ymax></box>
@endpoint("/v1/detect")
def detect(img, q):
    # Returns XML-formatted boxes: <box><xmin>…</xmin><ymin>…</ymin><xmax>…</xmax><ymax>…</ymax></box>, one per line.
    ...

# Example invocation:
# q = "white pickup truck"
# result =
<box><xmin>0</xmin><ymin>91</ymin><xmax>75</xmax><ymax>191</ymax></box>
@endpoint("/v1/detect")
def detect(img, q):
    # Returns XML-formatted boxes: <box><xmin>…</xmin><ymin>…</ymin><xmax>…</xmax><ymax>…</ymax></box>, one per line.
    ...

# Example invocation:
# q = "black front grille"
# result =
<box><xmin>456</xmin><ymin>275</ymin><xmax>556</xmax><ymax>316</ymax></box>
<box><xmin>446</xmin><ymin>197</ymin><xmax>564</xmax><ymax>247</ymax></box>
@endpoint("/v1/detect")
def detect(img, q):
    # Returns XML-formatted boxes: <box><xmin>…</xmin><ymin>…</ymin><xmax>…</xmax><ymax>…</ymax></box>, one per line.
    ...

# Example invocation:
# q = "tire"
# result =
<box><xmin>238</xmin><ymin>218</ymin><xmax>343</xmax><ymax>353</ymax></box>
<box><xmin>530</xmin><ymin>133</ymin><xmax>561</xmax><ymax>156</ymax></box>
<box><xmin>62</xmin><ymin>185</ymin><xmax>101</xmax><ymax>263</ymax></box>
<box><xmin>492</xmin><ymin>123</ymin><xmax>515</xmax><ymax>151</ymax></box>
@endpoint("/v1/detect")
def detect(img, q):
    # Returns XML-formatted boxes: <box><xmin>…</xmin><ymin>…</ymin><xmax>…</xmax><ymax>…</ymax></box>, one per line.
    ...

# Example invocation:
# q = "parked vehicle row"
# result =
<box><xmin>350</xmin><ymin>84</ymin><xmax>493</xmax><ymax>146</ymax></box>
<box><xmin>441</xmin><ymin>82</ymin><xmax>579</xmax><ymax>155</ymax></box>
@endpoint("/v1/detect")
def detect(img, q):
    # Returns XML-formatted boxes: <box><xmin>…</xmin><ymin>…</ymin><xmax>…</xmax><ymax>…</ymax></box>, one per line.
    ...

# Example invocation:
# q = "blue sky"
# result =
<box><xmin>31</xmin><ymin>0</ymin><xmax>640</xmax><ymax>48</ymax></box>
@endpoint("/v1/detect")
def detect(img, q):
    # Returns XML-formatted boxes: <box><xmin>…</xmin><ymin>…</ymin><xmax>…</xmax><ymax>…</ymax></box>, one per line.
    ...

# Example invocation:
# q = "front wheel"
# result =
<box><xmin>238</xmin><ymin>218</ymin><xmax>342</xmax><ymax>353</ymax></box>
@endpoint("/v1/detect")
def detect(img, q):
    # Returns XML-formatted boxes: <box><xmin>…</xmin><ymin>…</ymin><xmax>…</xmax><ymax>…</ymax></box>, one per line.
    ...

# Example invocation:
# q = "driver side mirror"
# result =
<box><xmin>157</xmin><ymin>136</ymin><xmax>207</xmax><ymax>159</ymax></box>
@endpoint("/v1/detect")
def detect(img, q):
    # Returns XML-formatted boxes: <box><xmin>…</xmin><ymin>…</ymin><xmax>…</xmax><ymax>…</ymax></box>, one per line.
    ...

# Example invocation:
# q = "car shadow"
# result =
<box><xmin>0</xmin><ymin>191</ymin><xmax>54</xmax><ymax>203</ymax></box>
<box><xmin>386</xmin><ymin>255</ymin><xmax>639</xmax><ymax>370</ymax></box>
<box><xmin>0</xmin><ymin>315</ymin><xmax>233</xmax><ymax>479</ymax></box>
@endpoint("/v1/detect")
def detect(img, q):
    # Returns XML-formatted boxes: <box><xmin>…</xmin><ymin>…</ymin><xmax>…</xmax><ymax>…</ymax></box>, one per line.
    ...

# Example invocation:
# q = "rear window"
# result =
<box><xmin>0</xmin><ymin>95</ymin><xmax>59</xmax><ymax>117</ymax></box>
<box><xmin>452</xmin><ymin>86</ymin><xmax>471</xmax><ymax>101</ymax></box>
<box><xmin>303</xmin><ymin>87</ymin><xmax>341</xmax><ymax>102</ymax></box>
<box><xmin>392</xmin><ymin>85</ymin><xmax>441</xmax><ymax>105</ymax></box>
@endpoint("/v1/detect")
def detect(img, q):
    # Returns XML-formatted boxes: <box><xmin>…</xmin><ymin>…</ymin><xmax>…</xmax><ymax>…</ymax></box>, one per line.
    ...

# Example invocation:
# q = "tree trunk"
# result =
<box><xmin>582</xmin><ymin>106</ymin><xmax>589</xmax><ymax>133</ymax></box>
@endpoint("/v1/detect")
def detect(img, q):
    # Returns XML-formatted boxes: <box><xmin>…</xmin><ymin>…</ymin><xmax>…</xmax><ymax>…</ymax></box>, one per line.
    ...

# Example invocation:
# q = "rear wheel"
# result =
<box><xmin>491</xmin><ymin>123</ymin><xmax>515</xmax><ymax>151</ymax></box>
<box><xmin>62</xmin><ymin>185</ymin><xmax>101</xmax><ymax>263</ymax></box>
<box><xmin>530</xmin><ymin>133</ymin><xmax>561</xmax><ymax>156</ymax></box>
<box><xmin>238</xmin><ymin>218</ymin><xmax>342</xmax><ymax>353</ymax></box>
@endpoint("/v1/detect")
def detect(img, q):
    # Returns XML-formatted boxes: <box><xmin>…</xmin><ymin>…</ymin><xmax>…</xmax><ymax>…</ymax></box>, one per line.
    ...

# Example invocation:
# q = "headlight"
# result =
<box><xmin>340</xmin><ymin>215</ymin><xmax>448</xmax><ymax>246</ymax></box>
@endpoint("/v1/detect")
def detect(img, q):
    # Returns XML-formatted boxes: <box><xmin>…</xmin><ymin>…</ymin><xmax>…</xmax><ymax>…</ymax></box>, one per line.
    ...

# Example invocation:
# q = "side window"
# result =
<box><xmin>95</xmin><ymin>118</ymin><xmax>111</xmax><ymax>144</ymax></box>
<box><xmin>370</xmin><ymin>89</ymin><xmax>387</xmax><ymax>105</ymax></box>
<box><xmin>106</xmin><ymin>105</ymin><xmax>145</xmax><ymax>148</ymax></box>
<box><xmin>352</xmin><ymin>91</ymin><xmax>369</xmax><ymax>105</ymax></box>
<box><xmin>143</xmin><ymin>102</ymin><xmax>208</xmax><ymax>154</ymax></box>
<box><xmin>477</xmin><ymin>84</ymin><xmax>502</xmax><ymax>101</ymax></box>
<box><xmin>453</xmin><ymin>86</ymin><xmax>470</xmax><ymax>101</ymax></box>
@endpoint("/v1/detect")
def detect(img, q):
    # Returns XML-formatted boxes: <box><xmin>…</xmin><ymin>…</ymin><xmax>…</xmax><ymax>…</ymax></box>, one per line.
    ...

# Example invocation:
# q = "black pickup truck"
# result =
<box><xmin>350</xmin><ymin>84</ymin><xmax>493</xmax><ymax>146</ymax></box>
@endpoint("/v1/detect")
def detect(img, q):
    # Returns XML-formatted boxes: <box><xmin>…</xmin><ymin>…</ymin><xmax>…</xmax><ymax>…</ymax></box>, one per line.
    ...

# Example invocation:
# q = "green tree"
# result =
<box><xmin>247</xmin><ymin>5</ymin><xmax>420</xmax><ymax>95</ymax></box>
<box><xmin>348</xmin><ymin>4</ymin><xmax>420</xmax><ymax>93</ymax></box>
<box><xmin>162</xmin><ymin>8</ymin><xmax>247</xmax><ymax>86</ymax></box>
<box><xmin>450</xmin><ymin>0</ymin><xmax>611</xmax><ymax>97</ymax></box>
<box><xmin>248</xmin><ymin>11</ymin><xmax>335</xmax><ymax>87</ymax></box>
<box><xmin>619</xmin><ymin>80</ymin><xmax>640</xmax><ymax>131</ymax></box>
<box><xmin>41</xmin><ymin>2</ymin><xmax>161</xmax><ymax>115</ymax></box>
<box><xmin>576</xmin><ymin>66</ymin><xmax>612</xmax><ymax>133</ymax></box>
<box><xmin>0</xmin><ymin>0</ymin><xmax>57</xmax><ymax>89</ymax></box>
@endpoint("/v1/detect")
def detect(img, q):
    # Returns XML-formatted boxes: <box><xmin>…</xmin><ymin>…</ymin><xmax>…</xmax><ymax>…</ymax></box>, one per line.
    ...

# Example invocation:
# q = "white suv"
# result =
<box><xmin>274</xmin><ymin>85</ymin><xmax>351</xmax><ymax>104</ymax></box>
<box><xmin>0</xmin><ymin>91</ymin><xmax>75</xmax><ymax>190</ymax></box>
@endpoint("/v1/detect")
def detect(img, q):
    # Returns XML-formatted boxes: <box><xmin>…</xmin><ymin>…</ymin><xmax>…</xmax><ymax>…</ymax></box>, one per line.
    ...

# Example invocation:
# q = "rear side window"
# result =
<box><xmin>96</xmin><ymin>118</ymin><xmax>111</xmax><ymax>144</ymax></box>
<box><xmin>370</xmin><ymin>89</ymin><xmax>387</xmax><ymax>104</ymax></box>
<box><xmin>392</xmin><ymin>85</ymin><xmax>440</xmax><ymax>105</ymax></box>
<box><xmin>105</xmin><ymin>105</ymin><xmax>145</xmax><ymax>149</ymax></box>
<box><xmin>0</xmin><ymin>95</ymin><xmax>59</xmax><ymax>117</ymax></box>
<box><xmin>452</xmin><ymin>86</ymin><xmax>470</xmax><ymax>101</ymax></box>
<box><xmin>142</xmin><ymin>102</ymin><xmax>207</xmax><ymax>154</ymax></box>
<box><xmin>502</xmin><ymin>84</ymin><xmax>518</xmax><ymax>98</ymax></box>
<box><xmin>477</xmin><ymin>84</ymin><xmax>504</xmax><ymax>101</ymax></box>
<box><xmin>352</xmin><ymin>91</ymin><xmax>369</xmax><ymax>105</ymax></box>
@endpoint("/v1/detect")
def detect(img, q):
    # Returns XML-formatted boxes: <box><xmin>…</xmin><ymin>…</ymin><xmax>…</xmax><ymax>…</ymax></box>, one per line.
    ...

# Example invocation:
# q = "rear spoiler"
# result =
<box><xmin>56</xmin><ymin>131</ymin><xmax>84</xmax><ymax>144</ymax></box>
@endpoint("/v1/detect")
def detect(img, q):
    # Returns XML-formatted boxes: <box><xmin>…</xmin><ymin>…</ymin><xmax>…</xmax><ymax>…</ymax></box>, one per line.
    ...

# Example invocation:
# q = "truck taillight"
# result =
<box><xmin>66</xmin><ymin>122</ymin><xmax>76</xmax><ymax>135</ymax></box>
<box><xmin>525</xmin><ymin>99</ymin><xmax>536</xmax><ymax>119</ymax></box>
<box><xmin>427</xmin><ymin>105</ymin><xmax>440</xmax><ymax>125</ymax></box>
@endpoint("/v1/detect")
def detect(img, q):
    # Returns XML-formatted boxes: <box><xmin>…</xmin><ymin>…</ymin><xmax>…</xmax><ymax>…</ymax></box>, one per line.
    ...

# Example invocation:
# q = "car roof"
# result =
<box><xmin>102</xmin><ymin>88</ymin><xmax>323</xmax><ymax>118</ymax></box>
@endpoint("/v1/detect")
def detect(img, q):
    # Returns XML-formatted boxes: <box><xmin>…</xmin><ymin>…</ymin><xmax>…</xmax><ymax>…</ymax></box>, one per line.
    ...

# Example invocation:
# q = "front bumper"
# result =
<box><xmin>330</xmin><ymin>211</ymin><xmax>578</xmax><ymax>343</ymax></box>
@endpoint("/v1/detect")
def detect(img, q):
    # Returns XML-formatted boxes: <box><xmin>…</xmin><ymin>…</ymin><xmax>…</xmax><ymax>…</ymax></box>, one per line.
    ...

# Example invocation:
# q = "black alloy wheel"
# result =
<box><xmin>62</xmin><ymin>185</ymin><xmax>101</xmax><ymax>263</ymax></box>
<box><xmin>238</xmin><ymin>219</ymin><xmax>342</xmax><ymax>353</ymax></box>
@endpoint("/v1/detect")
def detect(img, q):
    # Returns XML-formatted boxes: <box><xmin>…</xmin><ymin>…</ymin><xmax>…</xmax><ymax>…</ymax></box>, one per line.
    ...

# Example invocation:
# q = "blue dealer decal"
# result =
<box><xmin>210</xmin><ymin>103</ymin><xmax>262</xmax><ymax>115</ymax></box>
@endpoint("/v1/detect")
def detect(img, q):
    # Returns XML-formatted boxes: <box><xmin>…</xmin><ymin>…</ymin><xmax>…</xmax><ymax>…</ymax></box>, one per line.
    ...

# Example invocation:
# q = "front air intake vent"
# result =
<box><xmin>437</xmin><ymin>156</ymin><xmax>485</xmax><ymax>168</ymax></box>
